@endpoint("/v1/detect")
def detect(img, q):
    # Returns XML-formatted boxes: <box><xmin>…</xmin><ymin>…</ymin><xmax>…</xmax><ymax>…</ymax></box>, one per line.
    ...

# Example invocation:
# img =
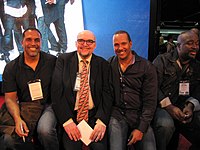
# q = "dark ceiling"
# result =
<box><xmin>160</xmin><ymin>0</ymin><xmax>200</xmax><ymax>28</ymax></box>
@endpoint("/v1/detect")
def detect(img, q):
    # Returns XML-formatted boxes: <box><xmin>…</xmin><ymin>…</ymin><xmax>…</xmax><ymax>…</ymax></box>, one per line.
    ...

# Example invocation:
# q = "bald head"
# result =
<box><xmin>76</xmin><ymin>30</ymin><xmax>96</xmax><ymax>59</ymax></box>
<box><xmin>177</xmin><ymin>30</ymin><xmax>198</xmax><ymax>46</ymax></box>
<box><xmin>77</xmin><ymin>30</ymin><xmax>96</xmax><ymax>41</ymax></box>
<box><xmin>177</xmin><ymin>29</ymin><xmax>199</xmax><ymax>62</ymax></box>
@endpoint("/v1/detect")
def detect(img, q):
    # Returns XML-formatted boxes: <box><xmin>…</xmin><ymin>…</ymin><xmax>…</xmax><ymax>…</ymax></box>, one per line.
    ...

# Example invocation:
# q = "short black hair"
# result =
<box><xmin>114</xmin><ymin>30</ymin><xmax>132</xmax><ymax>42</ymax></box>
<box><xmin>23</xmin><ymin>27</ymin><xmax>42</xmax><ymax>38</ymax></box>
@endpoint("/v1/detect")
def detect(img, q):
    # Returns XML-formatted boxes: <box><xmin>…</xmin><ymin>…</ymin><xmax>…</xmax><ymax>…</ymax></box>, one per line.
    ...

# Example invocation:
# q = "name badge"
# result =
<box><xmin>28</xmin><ymin>79</ymin><xmax>43</xmax><ymax>101</ymax></box>
<box><xmin>179</xmin><ymin>80</ymin><xmax>189</xmax><ymax>96</ymax></box>
<box><xmin>74</xmin><ymin>73</ymin><xmax>80</xmax><ymax>91</ymax></box>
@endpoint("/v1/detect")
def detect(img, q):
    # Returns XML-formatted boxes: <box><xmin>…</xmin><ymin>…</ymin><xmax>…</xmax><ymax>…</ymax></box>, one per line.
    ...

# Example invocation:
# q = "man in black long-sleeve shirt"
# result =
<box><xmin>108</xmin><ymin>30</ymin><xmax>157</xmax><ymax>150</ymax></box>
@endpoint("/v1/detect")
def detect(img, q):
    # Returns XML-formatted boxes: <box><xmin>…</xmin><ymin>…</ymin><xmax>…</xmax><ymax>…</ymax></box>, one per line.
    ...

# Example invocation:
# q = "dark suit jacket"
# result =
<box><xmin>52</xmin><ymin>51</ymin><xmax>113</xmax><ymax>126</ymax></box>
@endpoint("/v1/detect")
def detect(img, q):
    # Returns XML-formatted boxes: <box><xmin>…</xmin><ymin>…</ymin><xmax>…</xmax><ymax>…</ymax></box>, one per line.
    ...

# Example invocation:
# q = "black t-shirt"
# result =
<box><xmin>2</xmin><ymin>51</ymin><xmax>56</xmax><ymax>104</ymax></box>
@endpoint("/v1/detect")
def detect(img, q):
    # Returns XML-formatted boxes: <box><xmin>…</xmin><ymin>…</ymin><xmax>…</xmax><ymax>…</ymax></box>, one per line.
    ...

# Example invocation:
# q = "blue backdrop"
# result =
<box><xmin>82</xmin><ymin>0</ymin><xmax>150</xmax><ymax>59</ymax></box>
<box><xmin>0</xmin><ymin>0</ymin><xmax>150</xmax><ymax>81</ymax></box>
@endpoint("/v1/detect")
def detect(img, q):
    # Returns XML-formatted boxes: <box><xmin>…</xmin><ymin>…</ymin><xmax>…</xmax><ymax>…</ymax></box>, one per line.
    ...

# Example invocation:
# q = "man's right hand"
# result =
<box><xmin>165</xmin><ymin>104</ymin><xmax>185</xmax><ymax>121</ymax></box>
<box><xmin>15</xmin><ymin>119</ymin><xmax>29</xmax><ymax>137</ymax></box>
<box><xmin>64</xmin><ymin>122</ymin><xmax>81</xmax><ymax>141</ymax></box>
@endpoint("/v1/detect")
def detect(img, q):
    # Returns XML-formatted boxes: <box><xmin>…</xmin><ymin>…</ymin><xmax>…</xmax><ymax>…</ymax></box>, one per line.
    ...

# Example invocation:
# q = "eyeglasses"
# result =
<box><xmin>77</xmin><ymin>39</ymin><xmax>95</xmax><ymax>45</ymax></box>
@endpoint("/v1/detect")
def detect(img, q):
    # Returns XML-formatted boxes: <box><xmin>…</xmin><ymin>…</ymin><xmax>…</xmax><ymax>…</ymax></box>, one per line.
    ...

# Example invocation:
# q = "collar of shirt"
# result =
<box><xmin>77</xmin><ymin>52</ymin><xmax>92</xmax><ymax>72</ymax></box>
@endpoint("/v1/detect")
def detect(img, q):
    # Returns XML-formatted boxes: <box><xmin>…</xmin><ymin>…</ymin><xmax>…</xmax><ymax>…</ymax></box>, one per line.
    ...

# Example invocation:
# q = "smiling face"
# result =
<box><xmin>76</xmin><ymin>30</ymin><xmax>96</xmax><ymax>59</ymax></box>
<box><xmin>113</xmin><ymin>33</ymin><xmax>132</xmax><ymax>61</ymax></box>
<box><xmin>22</xmin><ymin>29</ymin><xmax>41</xmax><ymax>59</ymax></box>
<box><xmin>177</xmin><ymin>31</ymin><xmax>199</xmax><ymax>61</ymax></box>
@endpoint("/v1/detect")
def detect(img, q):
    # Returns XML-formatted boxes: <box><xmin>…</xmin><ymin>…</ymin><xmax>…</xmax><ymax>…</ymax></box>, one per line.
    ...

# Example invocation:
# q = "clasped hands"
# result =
<box><xmin>64</xmin><ymin>122</ymin><xmax>106</xmax><ymax>142</ymax></box>
<box><xmin>165</xmin><ymin>103</ymin><xmax>193</xmax><ymax>123</ymax></box>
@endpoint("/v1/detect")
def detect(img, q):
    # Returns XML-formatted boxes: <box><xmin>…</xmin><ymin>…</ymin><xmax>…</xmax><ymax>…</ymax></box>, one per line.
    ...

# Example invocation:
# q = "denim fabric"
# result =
<box><xmin>48</xmin><ymin>28</ymin><xmax>59</xmax><ymax>52</ymax></box>
<box><xmin>0</xmin><ymin>134</ymin><xmax>15</xmax><ymax>150</ymax></box>
<box><xmin>13</xmin><ymin>17</ymin><xmax>30</xmax><ymax>53</ymax></box>
<box><xmin>153</xmin><ymin>107</ymin><xmax>200</xmax><ymax>150</ymax></box>
<box><xmin>0</xmin><ymin>25</ymin><xmax>3</xmax><ymax>52</ymax></box>
<box><xmin>37</xmin><ymin>17</ymin><xmax>49</xmax><ymax>53</ymax></box>
<box><xmin>2</xmin><ymin>14</ymin><xmax>15</xmax><ymax>52</ymax></box>
<box><xmin>37</xmin><ymin>105</ymin><xmax>59</xmax><ymax>150</ymax></box>
<box><xmin>153</xmin><ymin>108</ymin><xmax>175</xmax><ymax>150</ymax></box>
<box><xmin>109</xmin><ymin>117</ymin><xmax>156</xmax><ymax>150</ymax></box>
<box><xmin>50</xmin><ymin>0</ymin><xmax>67</xmax><ymax>53</ymax></box>
<box><xmin>49</xmin><ymin>17</ymin><xmax>67</xmax><ymax>53</ymax></box>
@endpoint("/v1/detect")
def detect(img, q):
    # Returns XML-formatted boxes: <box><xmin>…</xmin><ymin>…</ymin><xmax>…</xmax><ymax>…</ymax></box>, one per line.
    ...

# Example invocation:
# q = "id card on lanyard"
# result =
<box><xmin>28</xmin><ymin>79</ymin><xmax>43</xmax><ymax>101</ymax></box>
<box><xmin>74</xmin><ymin>72</ymin><xmax>81</xmax><ymax>91</ymax></box>
<box><xmin>179</xmin><ymin>80</ymin><xmax>189</xmax><ymax>96</ymax></box>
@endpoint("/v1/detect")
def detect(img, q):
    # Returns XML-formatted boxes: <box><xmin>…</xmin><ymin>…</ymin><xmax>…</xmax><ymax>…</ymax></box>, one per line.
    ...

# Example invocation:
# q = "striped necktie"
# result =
<box><xmin>77</xmin><ymin>60</ymin><xmax>89</xmax><ymax>123</ymax></box>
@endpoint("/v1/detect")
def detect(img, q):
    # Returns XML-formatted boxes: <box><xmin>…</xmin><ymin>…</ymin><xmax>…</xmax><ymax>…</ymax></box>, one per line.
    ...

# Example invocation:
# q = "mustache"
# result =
<box><xmin>116</xmin><ymin>49</ymin><xmax>125</xmax><ymax>53</ymax></box>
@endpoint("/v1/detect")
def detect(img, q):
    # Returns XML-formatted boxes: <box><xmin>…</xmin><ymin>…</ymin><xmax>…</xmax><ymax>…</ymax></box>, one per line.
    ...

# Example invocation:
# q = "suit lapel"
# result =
<box><xmin>70</xmin><ymin>53</ymin><xmax>78</xmax><ymax>90</ymax></box>
<box><xmin>90</xmin><ymin>55</ymin><xmax>98</xmax><ymax>94</ymax></box>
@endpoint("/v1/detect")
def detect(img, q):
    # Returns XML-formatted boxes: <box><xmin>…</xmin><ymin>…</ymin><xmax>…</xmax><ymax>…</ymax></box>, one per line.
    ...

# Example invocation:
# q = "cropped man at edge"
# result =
<box><xmin>153</xmin><ymin>29</ymin><xmax>200</xmax><ymax>150</ymax></box>
<box><xmin>108</xmin><ymin>30</ymin><xmax>157</xmax><ymax>150</ymax></box>
<box><xmin>1</xmin><ymin>28</ymin><xmax>59</xmax><ymax>150</ymax></box>
<box><xmin>51</xmin><ymin>30</ymin><xmax>113</xmax><ymax>150</ymax></box>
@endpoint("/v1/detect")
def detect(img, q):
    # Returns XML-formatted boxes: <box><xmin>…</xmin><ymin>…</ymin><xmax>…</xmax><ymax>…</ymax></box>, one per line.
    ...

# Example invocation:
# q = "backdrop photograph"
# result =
<box><xmin>0</xmin><ymin>0</ymin><xmax>84</xmax><ymax>80</ymax></box>
<box><xmin>0</xmin><ymin>0</ymin><xmax>151</xmax><ymax>82</ymax></box>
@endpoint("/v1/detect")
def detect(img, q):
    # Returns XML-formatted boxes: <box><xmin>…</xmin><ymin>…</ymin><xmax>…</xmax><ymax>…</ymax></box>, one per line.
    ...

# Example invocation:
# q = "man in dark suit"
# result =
<box><xmin>51</xmin><ymin>30</ymin><xmax>113</xmax><ymax>150</ymax></box>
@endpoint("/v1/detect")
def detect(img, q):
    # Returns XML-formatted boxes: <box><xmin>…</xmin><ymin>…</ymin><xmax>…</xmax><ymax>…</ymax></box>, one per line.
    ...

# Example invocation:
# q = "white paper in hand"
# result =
<box><xmin>77</xmin><ymin>120</ymin><xmax>93</xmax><ymax>146</ymax></box>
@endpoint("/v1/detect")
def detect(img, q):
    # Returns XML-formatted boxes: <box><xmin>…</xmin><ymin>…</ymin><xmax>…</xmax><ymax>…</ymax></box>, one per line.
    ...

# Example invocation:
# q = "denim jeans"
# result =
<box><xmin>2</xmin><ymin>14</ymin><xmax>14</xmax><ymax>55</ymax></box>
<box><xmin>48</xmin><ymin>28</ymin><xmax>59</xmax><ymax>52</ymax></box>
<box><xmin>0</xmin><ymin>134</ymin><xmax>16</xmax><ymax>150</ymax></box>
<box><xmin>153</xmin><ymin>108</ymin><xmax>200</xmax><ymax>150</ymax></box>
<box><xmin>0</xmin><ymin>25</ymin><xmax>3</xmax><ymax>52</ymax></box>
<box><xmin>13</xmin><ymin>16</ymin><xmax>30</xmax><ymax>53</ymax></box>
<box><xmin>37</xmin><ymin>17</ymin><xmax>49</xmax><ymax>53</ymax></box>
<box><xmin>37</xmin><ymin>105</ymin><xmax>59</xmax><ymax>150</ymax></box>
<box><xmin>49</xmin><ymin>1</ymin><xmax>67</xmax><ymax>53</ymax></box>
<box><xmin>153</xmin><ymin>108</ymin><xmax>175</xmax><ymax>150</ymax></box>
<box><xmin>108</xmin><ymin>117</ymin><xmax>156</xmax><ymax>150</ymax></box>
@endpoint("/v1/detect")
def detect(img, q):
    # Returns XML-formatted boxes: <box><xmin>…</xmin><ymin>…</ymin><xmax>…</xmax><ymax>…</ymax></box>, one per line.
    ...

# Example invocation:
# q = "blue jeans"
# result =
<box><xmin>49</xmin><ymin>0</ymin><xmax>67</xmax><ymax>53</ymax></box>
<box><xmin>13</xmin><ymin>16</ymin><xmax>30</xmax><ymax>53</ymax></box>
<box><xmin>2</xmin><ymin>14</ymin><xmax>14</xmax><ymax>56</ymax></box>
<box><xmin>153</xmin><ymin>107</ymin><xmax>200</xmax><ymax>150</ymax></box>
<box><xmin>37</xmin><ymin>105</ymin><xmax>59</xmax><ymax>150</ymax></box>
<box><xmin>37</xmin><ymin>17</ymin><xmax>49</xmax><ymax>53</ymax></box>
<box><xmin>0</xmin><ymin>25</ymin><xmax>3</xmax><ymax>52</ymax></box>
<box><xmin>153</xmin><ymin>108</ymin><xmax>175</xmax><ymax>150</ymax></box>
<box><xmin>0</xmin><ymin>134</ymin><xmax>16</xmax><ymax>150</ymax></box>
<box><xmin>48</xmin><ymin>28</ymin><xmax>60</xmax><ymax>52</ymax></box>
<box><xmin>108</xmin><ymin>117</ymin><xmax>156</xmax><ymax>150</ymax></box>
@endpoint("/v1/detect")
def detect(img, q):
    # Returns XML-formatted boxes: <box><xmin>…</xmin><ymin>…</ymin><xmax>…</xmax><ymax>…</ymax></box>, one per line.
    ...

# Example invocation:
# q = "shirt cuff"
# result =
<box><xmin>186</xmin><ymin>97</ymin><xmax>200</xmax><ymax>111</ymax></box>
<box><xmin>160</xmin><ymin>97</ymin><xmax>172</xmax><ymax>108</ymax></box>
<box><xmin>96</xmin><ymin>119</ymin><xmax>106</xmax><ymax>127</ymax></box>
<box><xmin>63</xmin><ymin>118</ymin><xmax>73</xmax><ymax>127</ymax></box>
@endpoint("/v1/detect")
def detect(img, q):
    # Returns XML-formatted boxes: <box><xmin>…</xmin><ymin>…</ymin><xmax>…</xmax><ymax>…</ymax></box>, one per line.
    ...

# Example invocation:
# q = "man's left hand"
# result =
<box><xmin>90</xmin><ymin>123</ymin><xmax>106</xmax><ymax>142</ymax></box>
